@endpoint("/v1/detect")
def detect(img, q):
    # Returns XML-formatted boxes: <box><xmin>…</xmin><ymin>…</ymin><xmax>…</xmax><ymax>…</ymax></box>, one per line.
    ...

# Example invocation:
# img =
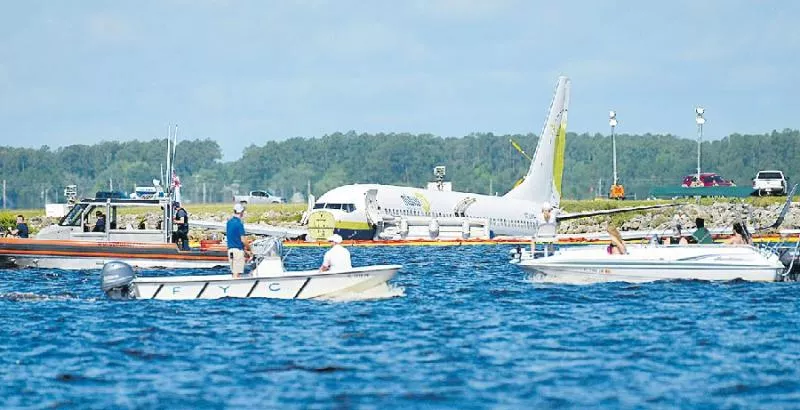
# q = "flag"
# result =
<box><xmin>171</xmin><ymin>170</ymin><xmax>181</xmax><ymax>189</ymax></box>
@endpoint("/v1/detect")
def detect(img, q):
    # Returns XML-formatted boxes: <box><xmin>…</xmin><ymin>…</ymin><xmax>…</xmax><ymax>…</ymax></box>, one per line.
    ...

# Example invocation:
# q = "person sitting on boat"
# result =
<box><xmin>87</xmin><ymin>211</ymin><xmax>106</xmax><ymax>232</ymax></box>
<box><xmin>726</xmin><ymin>221</ymin><xmax>752</xmax><ymax>245</ymax></box>
<box><xmin>691</xmin><ymin>217</ymin><xmax>713</xmax><ymax>244</ymax></box>
<box><xmin>172</xmin><ymin>201</ymin><xmax>190</xmax><ymax>251</ymax></box>
<box><xmin>226</xmin><ymin>203</ymin><xmax>252</xmax><ymax>278</ymax></box>
<box><xmin>320</xmin><ymin>234</ymin><xmax>352</xmax><ymax>272</ymax></box>
<box><xmin>8</xmin><ymin>215</ymin><xmax>29</xmax><ymax>238</ymax></box>
<box><xmin>606</xmin><ymin>225</ymin><xmax>627</xmax><ymax>255</ymax></box>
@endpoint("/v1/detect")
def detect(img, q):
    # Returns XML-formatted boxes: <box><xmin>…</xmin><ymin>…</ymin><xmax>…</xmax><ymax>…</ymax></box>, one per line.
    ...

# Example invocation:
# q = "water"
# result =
<box><xmin>3</xmin><ymin>245</ymin><xmax>800</xmax><ymax>409</ymax></box>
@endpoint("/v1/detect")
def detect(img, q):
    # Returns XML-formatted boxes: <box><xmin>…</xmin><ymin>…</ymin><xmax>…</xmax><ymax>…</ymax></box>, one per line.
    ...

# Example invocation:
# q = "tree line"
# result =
<box><xmin>1</xmin><ymin>129</ymin><xmax>798</xmax><ymax>208</ymax></box>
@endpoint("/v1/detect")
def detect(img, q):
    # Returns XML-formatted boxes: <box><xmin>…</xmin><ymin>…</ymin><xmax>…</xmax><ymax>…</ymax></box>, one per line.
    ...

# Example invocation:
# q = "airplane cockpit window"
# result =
<box><xmin>312</xmin><ymin>203</ymin><xmax>356</xmax><ymax>212</ymax></box>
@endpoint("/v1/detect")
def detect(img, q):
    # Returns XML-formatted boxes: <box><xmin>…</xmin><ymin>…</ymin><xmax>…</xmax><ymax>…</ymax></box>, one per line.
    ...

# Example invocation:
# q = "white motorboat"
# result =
<box><xmin>101</xmin><ymin>237</ymin><xmax>402</xmax><ymax>300</ymax></box>
<box><xmin>512</xmin><ymin>244</ymin><xmax>789</xmax><ymax>284</ymax></box>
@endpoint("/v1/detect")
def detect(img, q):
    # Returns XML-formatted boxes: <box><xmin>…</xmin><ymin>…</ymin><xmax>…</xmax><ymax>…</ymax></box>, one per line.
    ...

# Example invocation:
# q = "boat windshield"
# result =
<box><xmin>251</xmin><ymin>237</ymin><xmax>284</xmax><ymax>258</ymax></box>
<box><xmin>61</xmin><ymin>203</ymin><xmax>89</xmax><ymax>226</ymax></box>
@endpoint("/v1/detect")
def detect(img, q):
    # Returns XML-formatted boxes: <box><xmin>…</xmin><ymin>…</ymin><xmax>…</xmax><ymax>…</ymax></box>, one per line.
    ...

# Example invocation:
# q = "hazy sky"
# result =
<box><xmin>1</xmin><ymin>0</ymin><xmax>798</xmax><ymax>160</ymax></box>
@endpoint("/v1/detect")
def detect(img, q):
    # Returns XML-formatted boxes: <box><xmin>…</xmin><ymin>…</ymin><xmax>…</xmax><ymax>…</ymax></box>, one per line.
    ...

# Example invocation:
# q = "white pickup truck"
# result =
<box><xmin>752</xmin><ymin>170</ymin><xmax>788</xmax><ymax>196</ymax></box>
<box><xmin>233</xmin><ymin>190</ymin><xmax>285</xmax><ymax>204</ymax></box>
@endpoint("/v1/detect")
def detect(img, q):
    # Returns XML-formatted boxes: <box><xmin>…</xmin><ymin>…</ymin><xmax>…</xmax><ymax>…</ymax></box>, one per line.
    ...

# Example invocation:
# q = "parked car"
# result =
<box><xmin>752</xmin><ymin>170</ymin><xmax>788</xmax><ymax>196</ymax></box>
<box><xmin>233</xmin><ymin>190</ymin><xmax>285</xmax><ymax>204</ymax></box>
<box><xmin>681</xmin><ymin>173</ymin><xmax>735</xmax><ymax>188</ymax></box>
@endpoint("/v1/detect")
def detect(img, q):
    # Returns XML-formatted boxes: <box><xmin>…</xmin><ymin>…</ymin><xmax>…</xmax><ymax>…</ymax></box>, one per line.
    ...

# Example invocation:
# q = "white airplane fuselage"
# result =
<box><xmin>308</xmin><ymin>184</ymin><xmax>545</xmax><ymax>240</ymax></box>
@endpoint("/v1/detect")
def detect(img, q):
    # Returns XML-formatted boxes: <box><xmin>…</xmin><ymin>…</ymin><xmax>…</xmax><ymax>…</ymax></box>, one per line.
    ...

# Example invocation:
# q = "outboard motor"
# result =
<box><xmin>778</xmin><ymin>248</ymin><xmax>800</xmax><ymax>282</ymax></box>
<box><xmin>101</xmin><ymin>261</ymin><xmax>136</xmax><ymax>299</ymax></box>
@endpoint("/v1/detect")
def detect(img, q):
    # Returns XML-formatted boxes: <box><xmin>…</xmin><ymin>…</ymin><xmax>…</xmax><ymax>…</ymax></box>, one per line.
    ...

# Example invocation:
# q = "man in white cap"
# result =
<box><xmin>539</xmin><ymin>202</ymin><xmax>557</xmax><ymax>224</ymax></box>
<box><xmin>226</xmin><ymin>203</ymin><xmax>251</xmax><ymax>278</ymax></box>
<box><xmin>320</xmin><ymin>233</ymin><xmax>352</xmax><ymax>272</ymax></box>
<box><xmin>536</xmin><ymin>201</ymin><xmax>558</xmax><ymax>255</ymax></box>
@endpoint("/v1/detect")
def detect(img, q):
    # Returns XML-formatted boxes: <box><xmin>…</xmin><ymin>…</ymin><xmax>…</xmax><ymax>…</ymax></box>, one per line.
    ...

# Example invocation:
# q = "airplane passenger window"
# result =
<box><xmin>313</xmin><ymin>203</ymin><xmax>325</xmax><ymax>209</ymax></box>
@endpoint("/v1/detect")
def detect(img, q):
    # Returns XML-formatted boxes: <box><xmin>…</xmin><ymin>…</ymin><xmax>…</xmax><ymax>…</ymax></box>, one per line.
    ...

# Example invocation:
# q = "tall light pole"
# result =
<box><xmin>610</xmin><ymin>110</ymin><xmax>618</xmax><ymax>186</ymax></box>
<box><xmin>695</xmin><ymin>107</ymin><xmax>705</xmax><ymax>183</ymax></box>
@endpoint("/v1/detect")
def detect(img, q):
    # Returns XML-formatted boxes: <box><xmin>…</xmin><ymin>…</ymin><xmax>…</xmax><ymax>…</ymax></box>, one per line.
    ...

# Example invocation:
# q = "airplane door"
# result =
<box><xmin>364</xmin><ymin>189</ymin><xmax>380</xmax><ymax>226</ymax></box>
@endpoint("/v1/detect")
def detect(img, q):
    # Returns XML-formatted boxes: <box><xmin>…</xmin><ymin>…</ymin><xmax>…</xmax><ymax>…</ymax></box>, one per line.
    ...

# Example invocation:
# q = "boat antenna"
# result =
<box><xmin>171</xmin><ymin>124</ymin><xmax>178</xmax><ymax>176</ymax></box>
<box><xmin>165</xmin><ymin>125</ymin><xmax>172</xmax><ymax>193</ymax></box>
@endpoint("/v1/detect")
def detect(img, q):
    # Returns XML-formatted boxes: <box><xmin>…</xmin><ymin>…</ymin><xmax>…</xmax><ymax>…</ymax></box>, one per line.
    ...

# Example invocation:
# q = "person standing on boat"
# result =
<box><xmin>172</xmin><ymin>201</ymin><xmax>190</xmax><ymax>251</ymax></box>
<box><xmin>9</xmin><ymin>215</ymin><xmax>29</xmax><ymax>238</ymax></box>
<box><xmin>226</xmin><ymin>203</ymin><xmax>251</xmax><ymax>278</ymax></box>
<box><xmin>320</xmin><ymin>234</ymin><xmax>352</xmax><ymax>272</ymax></box>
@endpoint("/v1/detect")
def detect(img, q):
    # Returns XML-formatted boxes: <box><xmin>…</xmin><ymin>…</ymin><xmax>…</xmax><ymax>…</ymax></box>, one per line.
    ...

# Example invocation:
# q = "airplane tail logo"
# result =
<box><xmin>503</xmin><ymin>76</ymin><xmax>570</xmax><ymax>206</ymax></box>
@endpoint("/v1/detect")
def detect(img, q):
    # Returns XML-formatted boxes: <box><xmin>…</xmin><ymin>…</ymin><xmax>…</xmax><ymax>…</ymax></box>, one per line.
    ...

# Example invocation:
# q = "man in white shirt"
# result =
<box><xmin>320</xmin><ymin>234</ymin><xmax>352</xmax><ymax>272</ymax></box>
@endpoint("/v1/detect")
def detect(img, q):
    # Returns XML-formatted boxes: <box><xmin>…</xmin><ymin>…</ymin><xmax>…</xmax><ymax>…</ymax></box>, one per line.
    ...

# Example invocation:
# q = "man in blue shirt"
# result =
<box><xmin>88</xmin><ymin>211</ymin><xmax>106</xmax><ymax>232</ymax></box>
<box><xmin>10</xmin><ymin>215</ymin><xmax>29</xmax><ymax>238</ymax></box>
<box><xmin>226</xmin><ymin>203</ymin><xmax>251</xmax><ymax>277</ymax></box>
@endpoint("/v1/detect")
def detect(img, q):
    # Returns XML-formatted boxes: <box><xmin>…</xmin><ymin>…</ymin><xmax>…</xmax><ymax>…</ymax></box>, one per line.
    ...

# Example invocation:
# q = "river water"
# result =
<box><xmin>2</xmin><ymin>245</ymin><xmax>800</xmax><ymax>409</ymax></box>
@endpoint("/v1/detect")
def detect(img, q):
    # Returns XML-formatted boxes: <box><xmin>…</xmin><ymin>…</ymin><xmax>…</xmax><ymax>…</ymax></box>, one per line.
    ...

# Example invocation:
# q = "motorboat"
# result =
<box><xmin>0</xmin><ymin>194</ymin><xmax>228</xmax><ymax>269</ymax></box>
<box><xmin>512</xmin><ymin>243</ymin><xmax>789</xmax><ymax>284</ymax></box>
<box><xmin>101</xmin><ymin>237</ymin><xmax>402</xmax><ymax>300</ymax></box>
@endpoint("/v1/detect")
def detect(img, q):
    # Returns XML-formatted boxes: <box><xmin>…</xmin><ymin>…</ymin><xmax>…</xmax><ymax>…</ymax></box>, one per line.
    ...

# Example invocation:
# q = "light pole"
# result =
<box><xmin>609</xmin><ymin>110</ymin><xmax>618</xmax><ymax>186</ymax></box>
<box><xmin>695</xmin><ymin>107</ymin><xmax>705</xmax><ymax>183</ymax></box>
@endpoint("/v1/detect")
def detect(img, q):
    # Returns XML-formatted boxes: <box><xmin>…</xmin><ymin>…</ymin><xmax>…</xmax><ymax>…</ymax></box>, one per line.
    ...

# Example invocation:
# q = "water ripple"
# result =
<box><xmin>2</xmin><ymin>245</ymin><xmax>800</xmax><ymax>408</ymax></box>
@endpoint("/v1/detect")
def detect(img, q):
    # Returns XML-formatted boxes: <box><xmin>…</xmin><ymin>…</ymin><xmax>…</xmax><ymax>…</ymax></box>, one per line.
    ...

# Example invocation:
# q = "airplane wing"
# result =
<box><xmin>753</xmin><ymin>183</ymin><xmax>797</xmax><ymax>232</ymax></box>
<box><xmin>556</xmin><ymin>203</ymin><xmax>678</xmax><ymax>221</ymax></box>
<box><xmin>192</xmin><ymin>219</ymin><xmax>308</xmax><ymax>239</ymax></box>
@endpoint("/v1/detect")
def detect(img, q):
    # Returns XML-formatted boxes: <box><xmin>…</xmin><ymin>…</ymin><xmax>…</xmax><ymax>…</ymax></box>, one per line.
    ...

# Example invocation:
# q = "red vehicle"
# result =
<box><xmin>681</xmin><ymin>173</ymin><xmax>735</xmax><ymax>187</ymax></box>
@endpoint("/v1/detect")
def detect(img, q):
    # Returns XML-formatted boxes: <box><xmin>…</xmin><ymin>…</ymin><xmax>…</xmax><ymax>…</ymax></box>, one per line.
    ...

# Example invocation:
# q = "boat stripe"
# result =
<box><xmin>196</xmin><ymin>282</ymin><xmax>209</xmax><ymax>298</ymax></box>
<box><xmin>151</xmin><ymin>284</ymin><xmax>164</xmax><ymax>299</ymax></box>
<box><xmin>246</xmin><ymin>280</ymin><xmax>260</xmax><ymax>298</ymax></box>
<box><xmin>293</xmin><ymin>278</ymin><xmax>311</xmax><ymax>299</ymax></box>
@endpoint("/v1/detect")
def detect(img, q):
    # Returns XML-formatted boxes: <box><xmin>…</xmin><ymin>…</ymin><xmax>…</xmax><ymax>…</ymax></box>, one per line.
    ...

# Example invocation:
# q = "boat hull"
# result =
<box><xmin>516</xmin><ymin>245</ymin><xmax>785</xmax><ymax>284</ymax></box>
<box><xmin>131</xmin><ymin>265</ymin><xmax>402</xmax><ymax>300</ymax></box>
<box><xmin>0</xmin><ymin>238</ymin><xmax>228</xmax><ymax>269</ymax></box>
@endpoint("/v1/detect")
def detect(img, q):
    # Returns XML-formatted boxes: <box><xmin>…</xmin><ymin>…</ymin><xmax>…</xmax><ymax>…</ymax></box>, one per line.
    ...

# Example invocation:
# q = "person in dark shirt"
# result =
<box><xmin>10</xmin><ymin>215</ymin><xmax>29</xmax><ymax>238</ymax></box>
<box><xmin>172</xmin><ymin>201</ymin><xmax>190</xmax><ymax>250</ymax></box>
<box><xmin>88</xmin><ymin>211</ymin><xmax>106</xmax><ymax>232</ymax></box>
<box><xmin>691</xmin><ymin>217</ymin><xmax>713</xmax><ymax>244</ymax></box>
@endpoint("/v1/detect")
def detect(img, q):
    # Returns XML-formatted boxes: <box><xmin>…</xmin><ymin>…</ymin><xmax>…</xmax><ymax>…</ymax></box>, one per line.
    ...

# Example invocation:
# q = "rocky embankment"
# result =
<box><xmin>11</xmin><ymin>201</ymin><xmax>799</xmax><ymax>238</ymax></box>
<box><xmin>559</xmin><ymin>202</ymin><xmax>800</xmax><ymax>235</ymax></box>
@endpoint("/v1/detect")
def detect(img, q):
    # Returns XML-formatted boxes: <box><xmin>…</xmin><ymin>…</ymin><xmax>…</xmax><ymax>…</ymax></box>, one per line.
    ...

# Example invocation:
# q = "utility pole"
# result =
<box><xmin>610</xmin><ymin>110</ymin><xmax>618</xmax><ymax>186</ymax></box>
<box><xmin>695</xmin><ymin>107</ymin><xmax>705</xmax><ymax>183</ymax></box>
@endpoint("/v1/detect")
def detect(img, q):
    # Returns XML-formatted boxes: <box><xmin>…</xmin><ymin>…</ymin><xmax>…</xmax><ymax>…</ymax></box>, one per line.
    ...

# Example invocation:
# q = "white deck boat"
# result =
<box><xmin>101</xmin><ymin>238</ymin><xmax>402</xmax><ymax>300</ymax></box>
<box><xmin>513</xmin><ymin>244</ymin><xmax>788</xmax><ymax>284</ymax></box>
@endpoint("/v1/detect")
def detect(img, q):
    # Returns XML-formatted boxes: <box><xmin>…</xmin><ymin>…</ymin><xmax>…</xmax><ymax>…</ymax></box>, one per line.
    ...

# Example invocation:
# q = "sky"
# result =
<box><xmin>1</xmin><ymin>0</ymin><xmax>798</xmax><ymax>161</ymax></box>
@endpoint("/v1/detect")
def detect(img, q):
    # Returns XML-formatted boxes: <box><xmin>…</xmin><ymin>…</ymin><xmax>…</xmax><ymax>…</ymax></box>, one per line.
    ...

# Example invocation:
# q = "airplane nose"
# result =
<box><xmin>307</xmin><ymin>211</ymin><xmax>336</xmax><ymax>241</ymax></box>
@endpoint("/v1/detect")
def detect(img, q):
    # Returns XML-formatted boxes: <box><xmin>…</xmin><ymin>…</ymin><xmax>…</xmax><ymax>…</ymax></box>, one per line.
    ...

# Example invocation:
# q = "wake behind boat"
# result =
<box><xmin>513</xmin><ymin>244</ymin><xmax>789</xmax><ymax>284</ymax></box>
<box><xmin>101</xmin><ymin>237</ymin><xmax>402</xmax><ymax>300</ymax></box>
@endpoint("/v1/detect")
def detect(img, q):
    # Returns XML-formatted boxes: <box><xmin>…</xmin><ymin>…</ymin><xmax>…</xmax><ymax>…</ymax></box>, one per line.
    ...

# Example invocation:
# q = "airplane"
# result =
<box><xmin>305</xmin><ymin>76</ymin><xmax>673</xmax><ymax>241</ymax></box>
